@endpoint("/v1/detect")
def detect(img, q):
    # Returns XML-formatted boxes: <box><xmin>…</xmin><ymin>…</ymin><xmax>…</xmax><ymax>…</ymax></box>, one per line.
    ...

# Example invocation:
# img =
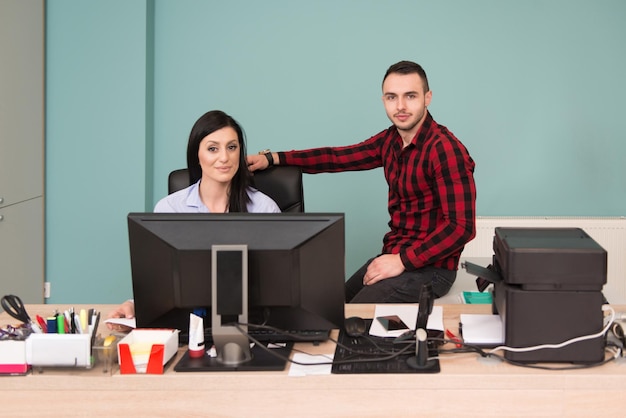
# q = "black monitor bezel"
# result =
<box><xmin>127</xmin><ymin>212</ymin><xmax>346</xmax><ymax>343</ymax></box>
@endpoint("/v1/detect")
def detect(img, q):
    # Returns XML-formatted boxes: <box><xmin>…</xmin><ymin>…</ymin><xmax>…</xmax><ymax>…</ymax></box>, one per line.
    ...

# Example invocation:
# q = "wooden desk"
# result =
<box><xmin>2</xmin><ymin>304</ymin><xmax>625</xmax><ymax>417</ymax></box>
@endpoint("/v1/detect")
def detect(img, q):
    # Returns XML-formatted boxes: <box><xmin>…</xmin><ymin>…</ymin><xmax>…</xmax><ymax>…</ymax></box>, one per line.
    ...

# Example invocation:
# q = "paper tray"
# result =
<box><xmin>118</xmin><ymin>329</ymin><xmax>179</xmax><ymax>374</ymax></box>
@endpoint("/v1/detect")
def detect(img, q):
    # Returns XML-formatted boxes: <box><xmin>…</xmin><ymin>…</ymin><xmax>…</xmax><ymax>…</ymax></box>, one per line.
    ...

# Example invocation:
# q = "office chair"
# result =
<box><xmin>168</xmin><ymin>166</ymin><xmax>304</xmax><ymax>212</ymax></box>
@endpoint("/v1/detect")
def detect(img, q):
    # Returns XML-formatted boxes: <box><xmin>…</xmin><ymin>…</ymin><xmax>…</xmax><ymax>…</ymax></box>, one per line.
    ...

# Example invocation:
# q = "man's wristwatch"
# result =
<box><xmin>259</xmin><ymin>149</ymin><xmax>274</xmax><ymax>167</ymax></box>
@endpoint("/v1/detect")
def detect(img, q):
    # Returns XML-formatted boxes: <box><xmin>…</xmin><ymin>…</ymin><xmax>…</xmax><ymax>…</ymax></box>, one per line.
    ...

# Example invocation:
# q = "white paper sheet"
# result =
<box><xmin>288</xmin><ymin>353</ymin><xmax>334</xmax><ymax>376</ymax></box>
<box><xmin>459</xmin><ymin>314</ymin><xmax>504</xmax><ymax>345</ymax></box>
<box><xmin>369</xmin><ymin>305</ymin><xmax>444</xmax><ymax>338</ymax></box>
<box><xmin>104</xmin><ymin>317</ymin><xmax>137</xmax><ymax>328</ymax></box>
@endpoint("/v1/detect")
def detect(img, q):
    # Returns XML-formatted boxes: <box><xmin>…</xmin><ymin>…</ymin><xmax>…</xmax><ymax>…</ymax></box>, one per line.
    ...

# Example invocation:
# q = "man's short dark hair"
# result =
<box><xmin>382</xmin><ymin>60</ymin><xmax>429</xmax><ymax>92</ymax></box>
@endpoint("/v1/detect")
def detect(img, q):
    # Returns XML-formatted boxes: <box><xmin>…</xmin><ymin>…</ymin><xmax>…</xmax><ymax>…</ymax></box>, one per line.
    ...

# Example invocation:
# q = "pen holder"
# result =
<box><xmin>25</xmin><ymin>333</ymin><xmax>93</xmax><ymax>368</ymax></box>
<box><xmin>92</xmin><ymin>335</ymin><xmax>120</xmax><ymax>375</ymax></box>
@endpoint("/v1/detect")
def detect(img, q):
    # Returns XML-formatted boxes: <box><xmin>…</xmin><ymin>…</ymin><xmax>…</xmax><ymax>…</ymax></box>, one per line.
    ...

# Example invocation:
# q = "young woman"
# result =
<box><xmin>155</xmin><ymin>110</ymin><xmax>279</xmax><ymax>213</ymax></box>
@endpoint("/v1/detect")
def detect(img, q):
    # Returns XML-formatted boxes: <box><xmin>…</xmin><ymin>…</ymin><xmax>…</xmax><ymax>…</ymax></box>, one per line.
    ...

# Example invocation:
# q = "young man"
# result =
<box><xmin>248</xmin><ymin>61</ymin><xmax>476</xmax><ymax>303</ymax></box>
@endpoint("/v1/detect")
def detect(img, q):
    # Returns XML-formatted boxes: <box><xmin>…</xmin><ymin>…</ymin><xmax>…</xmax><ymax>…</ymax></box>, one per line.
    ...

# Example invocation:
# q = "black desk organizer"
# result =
<box><xmin>331</xmin><ymin>320</ymin><xmax>441</xmax><ymax>374</ymax></box>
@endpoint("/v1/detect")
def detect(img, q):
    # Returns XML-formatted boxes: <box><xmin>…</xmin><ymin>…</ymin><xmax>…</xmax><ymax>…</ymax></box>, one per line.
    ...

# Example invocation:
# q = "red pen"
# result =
<box><xmin>35</xmin><ymin>314</ymin><xmax>48</xmax><ymax>333</ymax></box>
<box><xmin>445</xmin><ymin>329</ymin><xmax>462</xmax><ymax>348</ymax></box>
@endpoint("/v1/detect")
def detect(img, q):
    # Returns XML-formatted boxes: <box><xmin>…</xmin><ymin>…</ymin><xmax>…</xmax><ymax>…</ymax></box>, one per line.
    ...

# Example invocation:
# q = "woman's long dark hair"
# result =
<box><xmin>186</xmin><ymin>110</ymin><xmax>253</xmax><ymax>212</ymax></box>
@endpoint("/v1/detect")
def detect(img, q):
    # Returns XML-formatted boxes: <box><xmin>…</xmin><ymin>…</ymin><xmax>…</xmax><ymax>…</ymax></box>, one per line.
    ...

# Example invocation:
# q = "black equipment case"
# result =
<box><xmin>491</xmin><ymin>227</ymin><xmax>607</xmax><ymax>363</ymax></box>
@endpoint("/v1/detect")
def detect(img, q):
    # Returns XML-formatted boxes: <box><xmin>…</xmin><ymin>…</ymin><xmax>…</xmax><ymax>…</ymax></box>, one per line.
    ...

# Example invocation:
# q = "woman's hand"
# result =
<box><xmin>105</xmin><ymin>300</ymin><xmax>135</xmax><ymax>331</ymax></box>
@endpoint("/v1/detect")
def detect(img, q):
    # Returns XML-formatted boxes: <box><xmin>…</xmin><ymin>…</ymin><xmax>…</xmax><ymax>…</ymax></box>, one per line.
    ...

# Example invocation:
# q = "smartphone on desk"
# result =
<box><xmin>375</xmin><ymin>315</ymin><xmax>409</xmax><ymax>332</ymax></box>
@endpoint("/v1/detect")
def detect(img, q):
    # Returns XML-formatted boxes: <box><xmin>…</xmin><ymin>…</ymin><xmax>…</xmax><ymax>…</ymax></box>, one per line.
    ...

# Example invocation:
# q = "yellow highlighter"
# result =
<box><xmin>79</xmin><ymin>309</ymin><xmax>88</xmax><ymax>334</ymax></box>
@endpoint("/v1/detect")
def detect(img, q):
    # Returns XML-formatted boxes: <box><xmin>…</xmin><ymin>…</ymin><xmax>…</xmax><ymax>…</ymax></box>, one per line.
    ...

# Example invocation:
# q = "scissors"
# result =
<box><xmin>1</xmin><ymin>294</ymin><xmax>42</xmax><ymax>333</ymax></box>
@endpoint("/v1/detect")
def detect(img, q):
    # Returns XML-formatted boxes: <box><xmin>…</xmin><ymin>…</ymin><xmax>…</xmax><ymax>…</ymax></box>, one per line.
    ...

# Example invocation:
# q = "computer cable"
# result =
<box><xmin>240</xmin><ymin>305</ymin><xmax>622</xmax><ymax>370</ymax></box>
<box><xmin>236</xmin><ymin>317</ymin><xmax>620</xmax><ymax>370</ymax></box>
<box><xmin>605</xmin><ymin>340</ymin><xmax>623</xmax><ymax>358</ymax></box>
<box><xmin>487</xmin><ymin>304</ymin><xmax>616</xmax><ymax>357</ymax></box>
<box><xmin>433</xmin><ymin>337</ymin><xmax>491</xmax><ymax>357</ymax></box>
<box><xmin>239</xmin><ymin>320</ymin><xmax>411</xmax><ymax>355</ymax></box>
<box><xmin>609</xmin><ymin>317</ymin><xmax>626</xmax><ymax>349</ymax></box>
<box><xmin>434</xmin><ymin>336</ymin><xmax>620</xmax><ymax>371</ymax></box>
<box><xmin>432</xmin><ymin>306</ymin><xmax>620</xmax><ymax>370</ymax></box>
<box><xmin>254</xmin><ymin>335</ymin><xmax>415</xmax><ymax>367</ymax></box>
<box><xmin>289</xmin><ymin>345</ymin><xmax>334</xmax><ymax>362</ymax></box>
<box><xmin>234</xmin><ymin>322</ymin><xmax>419</xmax><ymax>367</ymax></box>
<box><xmin>487</xmin><ymin>347</ymin><xmax>620</xmax><ymax>371</ymax></box>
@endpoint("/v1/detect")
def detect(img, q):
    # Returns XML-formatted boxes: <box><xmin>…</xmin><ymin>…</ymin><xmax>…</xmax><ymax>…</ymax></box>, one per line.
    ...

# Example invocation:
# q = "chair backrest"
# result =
<box><xmin>168</xmin><ymin>166</ymin><xmax>304</xmax><ymax>212</ymax></box>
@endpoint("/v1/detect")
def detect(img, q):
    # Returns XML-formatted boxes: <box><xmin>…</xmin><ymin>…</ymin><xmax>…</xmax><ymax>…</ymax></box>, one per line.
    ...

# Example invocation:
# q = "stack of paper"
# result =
<box><xmin>459</xmin><ymin>314</ymin><xmax>504</xmax><ymax>345</ymax></box>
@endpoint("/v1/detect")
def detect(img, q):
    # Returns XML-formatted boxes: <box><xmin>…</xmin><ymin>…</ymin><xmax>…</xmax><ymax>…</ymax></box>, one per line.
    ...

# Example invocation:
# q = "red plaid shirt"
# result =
<box><xmin>278</xmin><ymin>112</ymin><xmax>476</xmax><ymax>271</ymax></box>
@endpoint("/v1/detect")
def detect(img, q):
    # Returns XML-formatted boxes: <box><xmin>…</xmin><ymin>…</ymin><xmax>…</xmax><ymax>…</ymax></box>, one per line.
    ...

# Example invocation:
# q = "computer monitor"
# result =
<box><xmin>126</xmin><ymin>212</ymin><xmax>346</xmax><ymax>347</ymax></box>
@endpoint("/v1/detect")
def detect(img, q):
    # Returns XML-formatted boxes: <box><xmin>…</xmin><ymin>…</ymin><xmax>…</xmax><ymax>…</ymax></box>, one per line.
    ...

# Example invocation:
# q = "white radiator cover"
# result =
<box><xmin>460</xmin><ymin>216</ymin><xmax>626</xmax><ymax>304</ymax></box>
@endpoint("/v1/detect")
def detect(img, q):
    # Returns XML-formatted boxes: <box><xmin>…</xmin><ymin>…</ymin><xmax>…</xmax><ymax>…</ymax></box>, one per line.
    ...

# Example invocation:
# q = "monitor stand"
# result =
<box><xmin>174</xmin><ymin>342</ymin><xmax>293</xmax><ymax>372</ymax></box>
<box><xmin>175</xmin><ymin>244</ymin><xmax>294</xmax><ymax>372</ymax></box>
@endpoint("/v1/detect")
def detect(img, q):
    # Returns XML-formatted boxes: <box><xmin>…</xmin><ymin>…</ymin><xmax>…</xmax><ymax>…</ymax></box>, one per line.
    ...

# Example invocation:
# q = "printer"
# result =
<box><xmin>466</xmin><ymin>227</ymin><xmax>607</xmax><ymax>363</ymax></box>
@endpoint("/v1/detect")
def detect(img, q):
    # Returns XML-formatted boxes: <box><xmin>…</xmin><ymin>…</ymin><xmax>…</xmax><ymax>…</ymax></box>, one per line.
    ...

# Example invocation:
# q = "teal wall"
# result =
<box><xmin>46</xmin><ymin>0</ymin><xmax>626</xmax><ymax>303</ymax></box>
<box><xmin>46</xmin><ymin>0</ymin><xmax>151</xmax><ymax>302</ymax></box>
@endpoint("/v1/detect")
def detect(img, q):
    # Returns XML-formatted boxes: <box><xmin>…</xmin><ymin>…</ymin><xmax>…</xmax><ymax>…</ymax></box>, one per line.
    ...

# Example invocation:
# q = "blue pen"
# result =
<box><xmin>46</xmin><ymin>317</ymin><xmax>57</xmax><ymax>333</ymax></box>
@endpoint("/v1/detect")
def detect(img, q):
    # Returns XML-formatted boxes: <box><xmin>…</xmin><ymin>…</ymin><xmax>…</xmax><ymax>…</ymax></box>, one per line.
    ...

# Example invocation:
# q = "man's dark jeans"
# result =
<box><xmin>344</xmin><ymin>258</ymin><xmax>457</xmax><ymax>303</ymax></box>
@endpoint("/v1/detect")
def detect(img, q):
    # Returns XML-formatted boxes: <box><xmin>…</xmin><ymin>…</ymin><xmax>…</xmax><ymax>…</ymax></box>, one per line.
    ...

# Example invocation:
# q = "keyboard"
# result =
<box><xmin>178</xmin><ymin>327</ymin><xmax>331</xmax><ymax>345</ymax></box>
<box><xmin>332</xmin><ymin>319</ymin><xmax>441</xmax><ymax>374</ymax></box>
<box><xmin>247</xmin><ymin>328</ymin><xmax>330</xmax><ymax>343</ymax></box>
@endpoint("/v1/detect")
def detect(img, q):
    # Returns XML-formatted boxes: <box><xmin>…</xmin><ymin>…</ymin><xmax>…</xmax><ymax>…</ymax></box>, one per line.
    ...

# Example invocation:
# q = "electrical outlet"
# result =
<box><xmin>44</xmin><ymin>282</ymin><xmax>50</xmax><ymax>299</ymax></box>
